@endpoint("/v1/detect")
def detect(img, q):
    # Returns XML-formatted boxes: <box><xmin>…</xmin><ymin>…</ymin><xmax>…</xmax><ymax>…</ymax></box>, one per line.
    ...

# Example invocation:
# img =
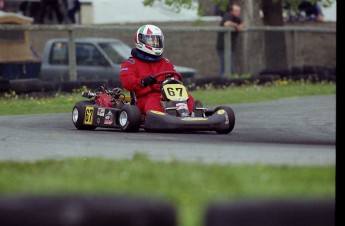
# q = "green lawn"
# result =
<box><xmin>0</xmin><ymin>155</ymin><xmax>335</xmax><ymax>226</ymax></box>
<box><xmin>192</xmin><ymin>81</ymin><xmax>335</xmax><ymax>106</ymax></box>
<box><xmin>0</xmin><ymin>82</ymin><xmax>336</xmax><ymax>115</ymax></box>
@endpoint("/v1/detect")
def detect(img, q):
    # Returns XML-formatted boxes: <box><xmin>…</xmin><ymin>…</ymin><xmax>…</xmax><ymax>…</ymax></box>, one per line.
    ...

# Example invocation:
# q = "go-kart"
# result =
<box><xmin>72</xmin><ymin>71</ymin><xmax>235</xmax><ymax>134</ymax></box>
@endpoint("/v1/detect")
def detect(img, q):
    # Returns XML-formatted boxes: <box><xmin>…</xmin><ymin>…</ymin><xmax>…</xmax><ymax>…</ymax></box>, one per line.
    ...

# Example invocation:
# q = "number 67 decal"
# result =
<box><xmin>163</xmin><ymin>84</ymin><xmax>188</xmax><ymax>100</ymax></box>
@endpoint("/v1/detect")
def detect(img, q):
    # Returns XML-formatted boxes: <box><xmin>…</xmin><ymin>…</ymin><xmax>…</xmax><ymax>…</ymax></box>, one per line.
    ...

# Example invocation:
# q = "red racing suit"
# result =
<box><xmin>120</xmin><ymin>56</ymin><xmax>195</xmax><ymax>115</ymax></box>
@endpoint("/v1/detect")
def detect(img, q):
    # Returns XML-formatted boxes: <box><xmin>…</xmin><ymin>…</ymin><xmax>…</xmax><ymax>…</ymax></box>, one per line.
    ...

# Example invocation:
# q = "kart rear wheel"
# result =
<box><xmin>214</xmin><ymin>106</ymin><xmax>235</xmax><ymax>134</ymax></box>
<box><xmin>118</xmin><ymin>105</ymin><xmax>142</xmax><ymax>132</ymax></box>
<box><xmin>72</xmin><ymin>101</ymin><xmax>97</xmax><ymax>130</ymax></box>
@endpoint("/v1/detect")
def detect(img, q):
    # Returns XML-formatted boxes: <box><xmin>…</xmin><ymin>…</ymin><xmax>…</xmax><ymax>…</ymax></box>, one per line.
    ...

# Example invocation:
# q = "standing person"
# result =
<box><xmin>298</xmin><ymin>0</ymin><xmax>324</xmax><ymax>22</ymax></box>
<box><xmin>0</xmin><ymin>0</ymin><xmax>5</xmax><ymax>11</ymax></box>
<box><xmin>37</xmin><ymin>0</ymin><xmax>64</xmax><ymax>24</ymax></box>
<box><xmin>120</xmin><ymin>24</ymin><xmax>196</xmax><ymax>116</ymax></box>
<box><xmin>216</xmin><ymin>3</ymin><xmax>244</xmax><ymax>76</ymax></box>
<box><xmin>65</xmin><ymin>0</ymin><xmax>80</xmax><ymax>23</ymax></box>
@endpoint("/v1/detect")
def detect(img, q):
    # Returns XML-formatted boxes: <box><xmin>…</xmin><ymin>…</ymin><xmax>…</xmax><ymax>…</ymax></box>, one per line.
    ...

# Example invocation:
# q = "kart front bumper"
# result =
<box><xmin>144</xmin><ymin>110</ymin><xmax>230</xmax><ymax>132</ymax></box>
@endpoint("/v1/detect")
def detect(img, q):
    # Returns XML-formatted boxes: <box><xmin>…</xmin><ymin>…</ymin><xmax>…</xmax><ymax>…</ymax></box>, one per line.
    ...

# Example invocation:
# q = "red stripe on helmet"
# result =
<box><xmin>147</xmin><ymin>28</ymin><xmax>153</xmax><ymax>35</ymax></box>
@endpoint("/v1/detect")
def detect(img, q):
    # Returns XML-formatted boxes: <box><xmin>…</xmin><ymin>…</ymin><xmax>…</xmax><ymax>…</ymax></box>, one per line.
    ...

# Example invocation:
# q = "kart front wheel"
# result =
<box><xmin>72</xmin><ymin>101</ymin><xmax>97</xmax><ymax>130</ymax></box>
<box><xmin>118</xmin><ymin>105</ymin><xmax>142</xmax><ymax>132</ymax></box>
<box><xmin>214</xmin><ymin>106</ymin><xmax>235</xmax><ymax>134</ymax></box>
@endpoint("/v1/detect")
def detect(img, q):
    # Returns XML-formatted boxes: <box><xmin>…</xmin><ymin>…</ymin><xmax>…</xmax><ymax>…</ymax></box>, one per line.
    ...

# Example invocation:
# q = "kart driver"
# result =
<box><xmin>120</xmin><ymin>24</ymin><xmax>195</xmax><ymax>115</ymax></box>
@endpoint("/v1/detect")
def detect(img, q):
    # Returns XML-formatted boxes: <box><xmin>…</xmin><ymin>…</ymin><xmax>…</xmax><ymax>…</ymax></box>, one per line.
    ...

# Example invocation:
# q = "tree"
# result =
<box><xmin>142</xmin><ymin>0</ymin><xmax>335</xmax><ymax>72</ymax></box>
<box><xmin>262</xmin><ymin>0</ymin><xmax>288</xmax><ymax>68</ymax></box>
<box><xmin>142</xmin><ymin>0</ymin><xmax>196</xmax><ymax>12</ymax></box>
<box><xmin>143</xmin><ymin>0</ymin><xmax>335</xmax><ymax>16</ymax></box>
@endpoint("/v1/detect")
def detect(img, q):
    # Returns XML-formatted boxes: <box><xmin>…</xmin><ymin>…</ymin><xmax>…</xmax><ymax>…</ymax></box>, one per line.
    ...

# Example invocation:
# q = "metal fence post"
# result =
<box><xmin>224</xmin><ymin>29</ymin><xmax>232</xmax><ymax>77</ymax></box>
<box><xmin>68</xmin><ymin>27</ymin><xmax>77</xmax><ymax>81</ymax></box>
<box><xmin>292</xmin><ymin>30</ymin><xmax>298</xmax><ymax>67</ymax></box>
<box><xmin>290</xmin><ymin>30</ymin><xmax>297</xmax><ymax>67</ymax></box>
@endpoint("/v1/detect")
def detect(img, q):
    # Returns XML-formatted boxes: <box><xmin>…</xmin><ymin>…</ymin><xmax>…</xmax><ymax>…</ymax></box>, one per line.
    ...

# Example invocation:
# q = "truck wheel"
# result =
<box><xmin>214</xmin><ymin>106</ymin><xmax>235</xmax><ymax>134</ymax></box>
<box><xmin>118</xmin><ymin>105</ymin><xmax>142</xmax><ymax>132</ymax></box>
<box><xmin>72</xmin><ymin>101</ymin><xmax>97</xmax><ymax>130</ymax></box>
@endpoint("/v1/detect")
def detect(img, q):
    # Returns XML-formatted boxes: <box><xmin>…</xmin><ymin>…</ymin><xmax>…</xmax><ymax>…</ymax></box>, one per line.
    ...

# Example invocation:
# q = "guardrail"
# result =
<box><xmin>0</xmin><ymin>24</ymin><xmax>336</xmax><ymax>81</ymax></box>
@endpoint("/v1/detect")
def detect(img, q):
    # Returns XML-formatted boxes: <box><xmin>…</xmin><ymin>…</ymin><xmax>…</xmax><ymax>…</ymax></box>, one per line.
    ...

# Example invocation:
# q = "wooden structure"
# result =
<box><xmin>0</xmin><ymin>11</ymin><xmax>37</xmax><ymax>63</ymax></box>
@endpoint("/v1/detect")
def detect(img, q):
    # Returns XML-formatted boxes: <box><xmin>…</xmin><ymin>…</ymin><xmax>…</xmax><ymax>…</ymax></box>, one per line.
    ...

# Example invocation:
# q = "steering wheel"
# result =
<box><xmin>154</xmin><ymin>71</ymin><xmax>183</xmax><ymax>81</ymax></box>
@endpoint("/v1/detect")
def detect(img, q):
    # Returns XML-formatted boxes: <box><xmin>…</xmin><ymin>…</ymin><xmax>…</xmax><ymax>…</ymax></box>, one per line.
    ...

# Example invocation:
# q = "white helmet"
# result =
<box><xmin>134</xmin><ymin>24</ymin><xmax>164</xmax><ymax>56</ymax></box>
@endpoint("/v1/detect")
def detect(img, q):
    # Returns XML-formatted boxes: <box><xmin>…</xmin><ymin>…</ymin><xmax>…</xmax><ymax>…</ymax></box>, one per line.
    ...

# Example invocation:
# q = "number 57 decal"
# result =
<box><xmin>84</xmin><ymin>106</ymin><xmax>94</xmax><ymax>125</ymax></box>
<box><xmin>163</xmin><ymin>84</ymin><xmax>189</xmax><ymax>101</ymax></box>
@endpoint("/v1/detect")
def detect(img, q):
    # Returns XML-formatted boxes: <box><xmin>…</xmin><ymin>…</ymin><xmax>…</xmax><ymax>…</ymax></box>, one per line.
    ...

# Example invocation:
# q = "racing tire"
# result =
<box><xmin>72</xmin><ymin>101</ymin><xmax>97</xmax><ymax>130</ymax></box>
<box><xmin>0</xmin><ymin>79</ymin><xmax>10</xmax><ymax>93</ymax></box>
<box><xmin>80</xmin><ymin>80</ymin><xmax>109</xmax><ymax>90</ymax></box>
<box><xmin>9</xmin><ymin>79</ymin><xmax>43</xmax><ymax>93</ymax></box>
<box><xmin>118</xmin><ymin>105</ymin><xmax>142</xmax><ymax>132</ymax></box>
<box><xmin>60</xmin><ymin>81</ymin><xmax>81</xmax><ymax>93</ymax></box>
<box><xmin>42</xmin><ymin>81</ymin><xmax>57</xmax><ymax>92</ymax></box>
<box><xmin>214</xmin><ymin>106</ymin><xmax>235</xmax><ymax>134</ymax></box>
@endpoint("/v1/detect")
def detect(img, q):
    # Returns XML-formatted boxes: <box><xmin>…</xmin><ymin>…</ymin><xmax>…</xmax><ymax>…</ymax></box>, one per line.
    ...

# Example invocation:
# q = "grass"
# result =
<box><xmin>0</xmin><ymin>81</ymin><xmax>336</xmax><ymax>115</ymax></box>
<box><xmin>0</xmin><ymin>82</ymin><xmax>335</xmax><ymax>225</ymax></box>
<box><xmin>0</xmin><ymin>93</ymin><xmax>84</xmax><ymax>116</ymax></box>
<box><xmin>0</xmin><ymin>155</ymin><xmax>335</xmax><ymax>226</ymax></box>
<box><xmin>192</xmin><ymin>81</ymin><xmax>335</xmax><ymax>106</ymax></box>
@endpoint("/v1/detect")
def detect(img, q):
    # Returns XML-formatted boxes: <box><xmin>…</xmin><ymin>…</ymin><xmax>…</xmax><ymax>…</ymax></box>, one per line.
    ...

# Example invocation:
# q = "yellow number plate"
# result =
<box><xmin>163</xmin><ymin>84</ymin><xmax>188</xmax><ymax>101</ymax></box>
<box><xmin>84</xmin><ymin>106</ymin><xmax>94</xmax><ymax>125</ymax></box>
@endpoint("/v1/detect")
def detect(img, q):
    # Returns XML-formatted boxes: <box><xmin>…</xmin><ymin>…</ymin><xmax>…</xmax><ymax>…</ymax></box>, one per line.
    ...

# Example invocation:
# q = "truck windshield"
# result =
<box><xmin>99</xmin><ymin>42</ymin><xmax>131</xmax><ymax>65</ymax></box>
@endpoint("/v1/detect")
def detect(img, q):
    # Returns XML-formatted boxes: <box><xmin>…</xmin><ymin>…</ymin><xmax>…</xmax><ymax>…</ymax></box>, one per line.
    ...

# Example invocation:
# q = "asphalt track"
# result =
<box><xmin>0</xmin><ymin>95</ymin><xmax>335</xmax><ymax>166</ymax></box>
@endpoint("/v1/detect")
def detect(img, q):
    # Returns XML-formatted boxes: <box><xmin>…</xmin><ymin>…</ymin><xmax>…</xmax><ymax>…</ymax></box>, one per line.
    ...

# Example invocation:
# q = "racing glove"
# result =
<box><xmin>141</xmin><ymin>75</ymin><xmax>156</xmax><ymax>87</ymax></box>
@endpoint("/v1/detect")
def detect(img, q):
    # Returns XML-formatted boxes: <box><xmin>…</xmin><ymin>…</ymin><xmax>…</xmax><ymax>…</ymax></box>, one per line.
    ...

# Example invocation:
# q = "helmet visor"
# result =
<box><xmin>139</xmin><ymin>34</ymin><xmax>164</xmax><ymax>48</ymax></box>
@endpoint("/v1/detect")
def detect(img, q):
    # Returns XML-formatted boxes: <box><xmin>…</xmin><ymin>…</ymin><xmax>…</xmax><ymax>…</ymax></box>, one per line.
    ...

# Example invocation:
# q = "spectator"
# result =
<box><xmin>0</xmin><ymin>0</ymin><xmax>5</xmax><ymax>11</ymax></box>
<box><xmin>64</xmin><ymin>0</ymin><xmax>80</xmax><ymax>23</ymax></box>
<box><xmin>19</xmin><ymin>1</ymin><xmax>29</xmax><ymax>14</ymax></box>
<box><xmin>37</xmin><ymin>0</ymin><xmax>65</xmax><ymax>24</ymax></box>
<box><xmin>19</xmin><ymin>1</ymin><xmax>41</xmax><ymax>22</ymax></box>
<box><xmin>298</xmin><ymin>0</ymin><xmax>324</xmax><ymax>22</ymax></box>
<box><xmin>216</xmin><ymin>3</ymin><xmax>244</xmax><ymax>76</ymax></box>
